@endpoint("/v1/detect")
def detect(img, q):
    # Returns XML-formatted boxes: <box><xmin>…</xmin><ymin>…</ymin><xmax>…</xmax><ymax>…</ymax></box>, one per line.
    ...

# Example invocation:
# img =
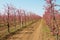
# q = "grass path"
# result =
<box><xmin>40</xmin><ymin>19</ymin><xmax>56</xmax><ymax>40</ymax></box>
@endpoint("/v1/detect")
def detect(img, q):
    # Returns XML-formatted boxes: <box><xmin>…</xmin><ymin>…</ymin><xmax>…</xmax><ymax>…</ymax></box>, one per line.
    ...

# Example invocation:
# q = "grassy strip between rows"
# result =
<box><xmin>41</xmin><ymin>19</ymin><xmax>56</xmax><ymax>40</ymax></box>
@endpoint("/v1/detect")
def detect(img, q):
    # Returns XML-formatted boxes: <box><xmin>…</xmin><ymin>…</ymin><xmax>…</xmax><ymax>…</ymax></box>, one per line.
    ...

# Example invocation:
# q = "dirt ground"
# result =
<box><xmin>6</xmin><ymin>20</ymin><xmax>55</xmax><ymax>40</ymax></box>
<box><xmin>6</xmin><ymin>20</ymin><xmax>40</xmax><ymax>40</ymax></box>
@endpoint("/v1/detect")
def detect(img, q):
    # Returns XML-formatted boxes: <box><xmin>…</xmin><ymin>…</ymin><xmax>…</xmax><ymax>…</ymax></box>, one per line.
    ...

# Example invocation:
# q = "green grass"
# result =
<box><xmin>41</xmin><ymin>19</ymin><xmax>56</xmax><ymax>40</ymax></box>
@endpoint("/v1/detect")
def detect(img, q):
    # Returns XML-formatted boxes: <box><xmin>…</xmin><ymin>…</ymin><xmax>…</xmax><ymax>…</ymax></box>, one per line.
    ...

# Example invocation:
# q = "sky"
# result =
<box><xmin>0</xmin><ymin>0</ymin><xmax>60</xmax><ymax>16</ymax></box>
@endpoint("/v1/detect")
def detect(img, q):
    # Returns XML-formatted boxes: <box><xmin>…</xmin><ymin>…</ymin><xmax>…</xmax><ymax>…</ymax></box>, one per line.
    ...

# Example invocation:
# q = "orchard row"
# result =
<box><xmin>0</xmin><ymin>5</ymin><xmax>41</xmax><ymax>39</ymax></box>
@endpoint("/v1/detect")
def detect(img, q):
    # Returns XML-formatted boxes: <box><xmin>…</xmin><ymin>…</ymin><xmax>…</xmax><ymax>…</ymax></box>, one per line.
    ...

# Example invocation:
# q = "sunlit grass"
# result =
<box><xmin>41</xmin><ymin>19</ymin><xmax>56</xmax><ymax>40</ymax></box>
